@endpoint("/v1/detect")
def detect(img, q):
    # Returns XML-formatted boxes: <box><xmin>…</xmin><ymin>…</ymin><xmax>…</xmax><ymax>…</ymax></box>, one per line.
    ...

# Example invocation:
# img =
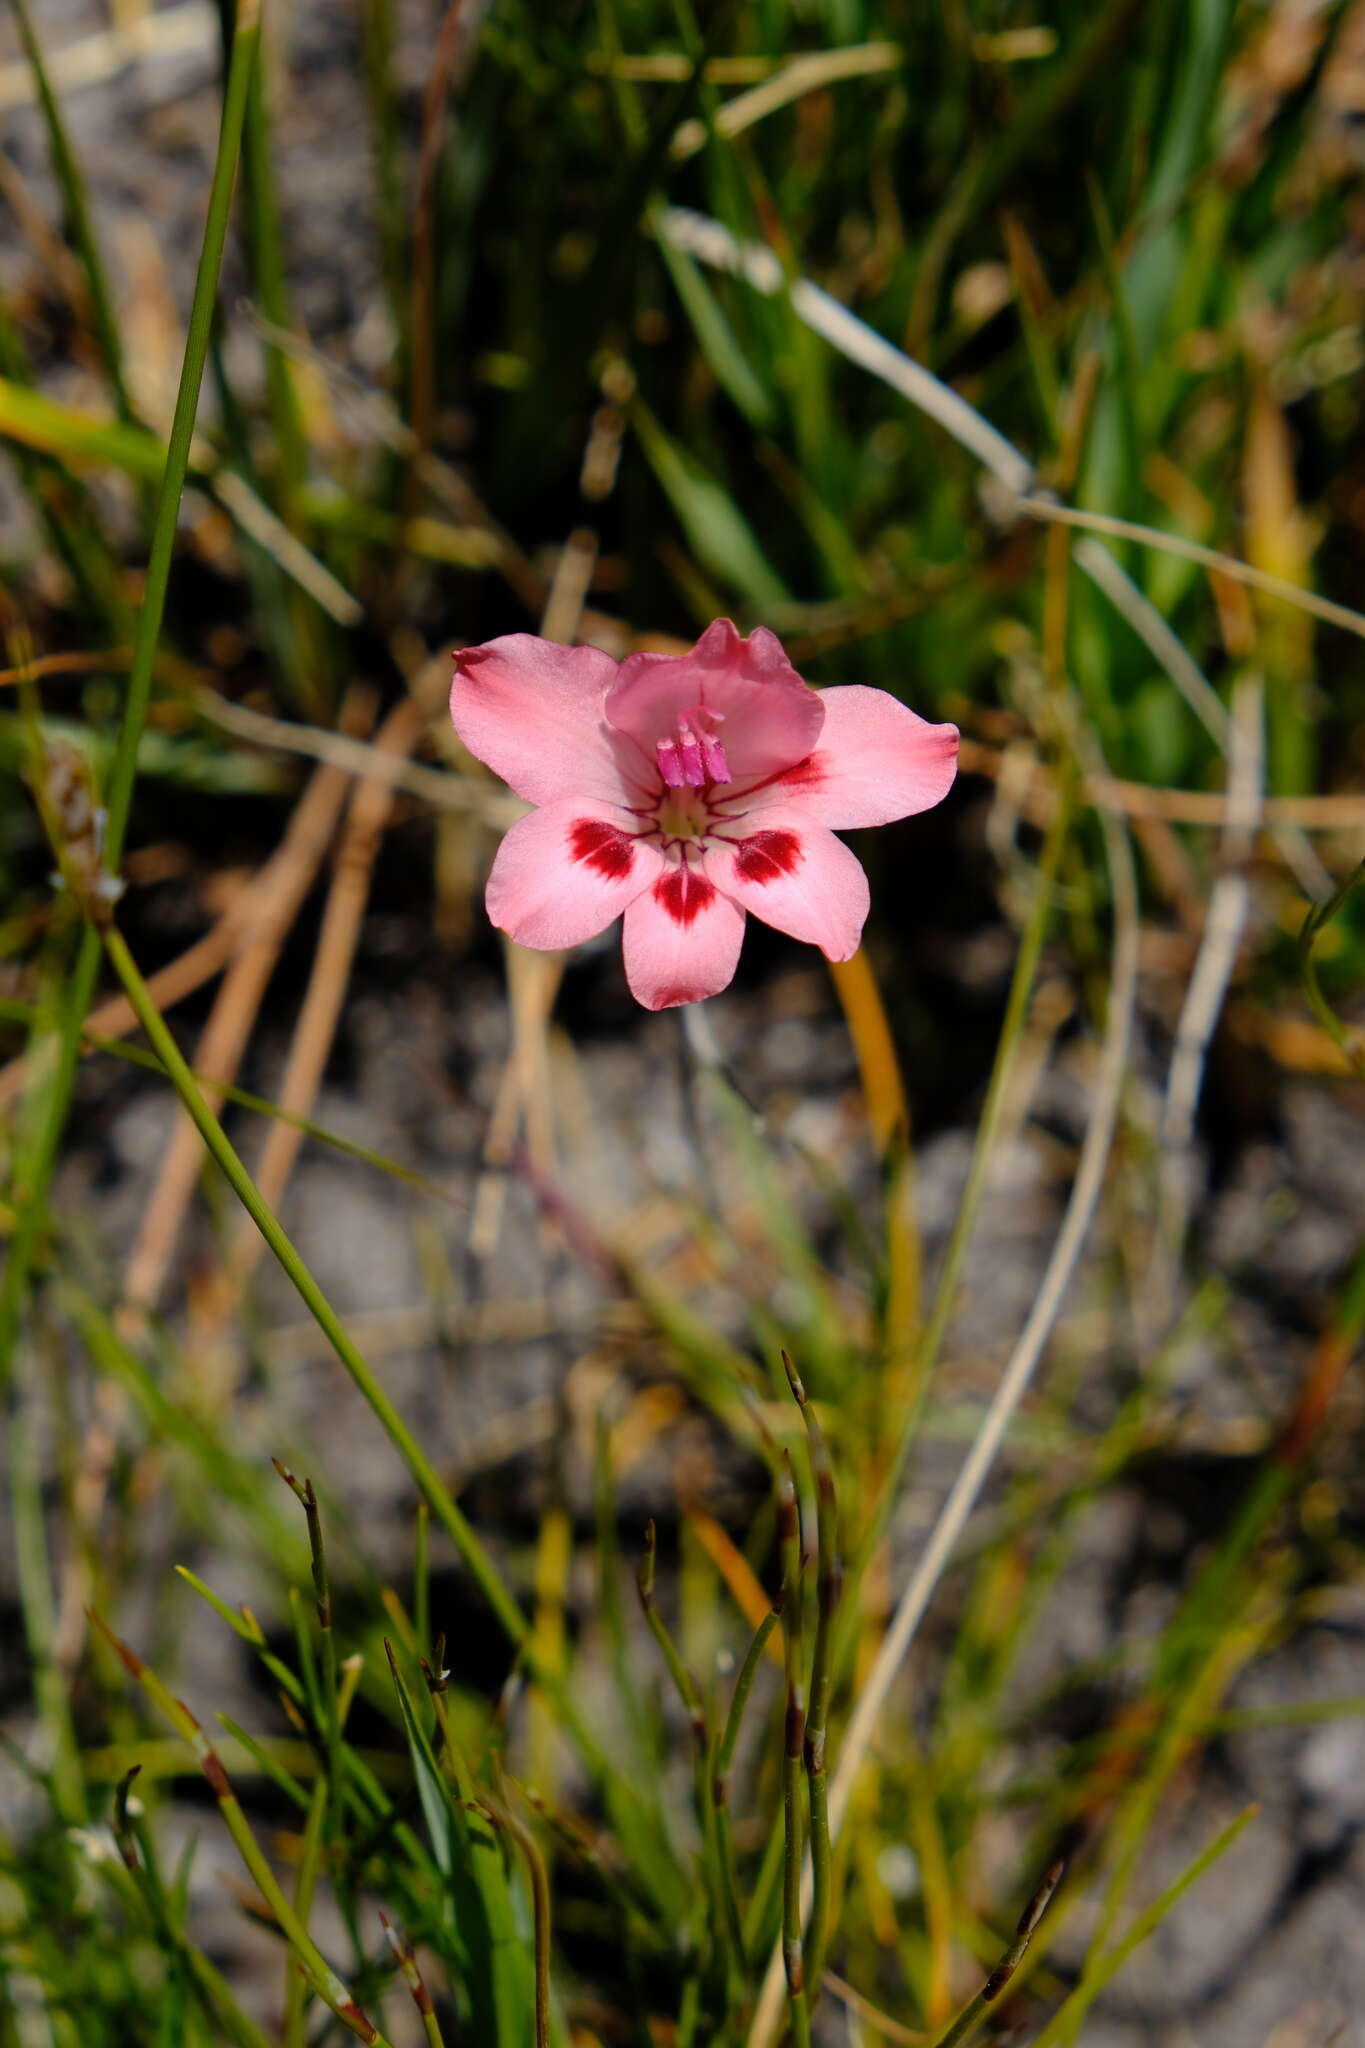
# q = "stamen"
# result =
<box><xmin>699</xmin><ymin>728</ymin><xmax>730</xmax><ymax>782</ymax></box>
<box><xmin>654</xmin><ymin>706</ymin><xmax>731</xmax><ymax>789</ymax></box>
<box><xmin>676</xmin><ymin>719</ymin><xmax>705</xmax><ymax>785</ymax></box>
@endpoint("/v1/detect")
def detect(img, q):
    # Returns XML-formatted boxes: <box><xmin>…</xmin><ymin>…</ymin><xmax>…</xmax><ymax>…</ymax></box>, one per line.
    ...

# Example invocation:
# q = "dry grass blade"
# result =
<box><xmin>223</xmin><ymin>698</ymin><xmax>425</xmax><ymax>1294</ymax></box>
<box><xmin>119</xmin><ymin>723</ymin><xmax>368</xmax><ymax>1324</ymax></box>
<box><xmin>669</xmin><ymin>42</ymin><xmax>901</xmax><ymax>160</ymax></box>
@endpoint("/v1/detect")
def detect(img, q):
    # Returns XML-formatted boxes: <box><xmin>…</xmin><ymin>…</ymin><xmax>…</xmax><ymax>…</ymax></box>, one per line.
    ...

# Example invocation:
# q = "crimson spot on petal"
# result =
<box><xmin>734</xmin><ymin>829</ymin><xmax>802</xmax><ymax>885</ymax></box>
<box><xmin>655</xmin><ymin>867</ymin><xmax>715</xmax><ymax>926</ymax></box>
<box><xmin>570</xmin><ymin>818</ymin><xmax>635</xmax><ymax>880</ymax></box>
<box><xmin>775</xmin><ymin>753</ymin><xmax>826</xmax><ymax>792</ymax></box>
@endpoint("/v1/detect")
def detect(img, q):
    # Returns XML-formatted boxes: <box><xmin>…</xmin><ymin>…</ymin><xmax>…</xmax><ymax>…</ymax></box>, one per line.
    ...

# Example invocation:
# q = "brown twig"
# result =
<box><xmin>119</xmin><ymin>704</ymin><xmax>371</xmax><ymax>1324</ymax></box>
<box><xmin>221</xmin><ymin>697</ymin><xmax>424</xmax><ymax>1295</ymax></box>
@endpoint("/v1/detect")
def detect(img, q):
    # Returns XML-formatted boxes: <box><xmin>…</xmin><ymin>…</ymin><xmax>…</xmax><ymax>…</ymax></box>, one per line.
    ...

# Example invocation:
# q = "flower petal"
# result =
<box><xmin>485</xmin><ymin>798</ymin><xmax>663</xmax><ymax>950</ymax></box>
<box><xmin>604</xmin><ymin>619</ymin><xmax>824</xmax><ymax>783</ymax></box>
<box><xmin>621</xmin><ymin>862</ymin><xmax>747</xmax><ymax>1009</ymax></box>
<box><xmin>703</xmin><ymin>817</ymin><xmax>869</xmax><ymax>960</ymax></box>
<box><xmin>451</xmin><ymin>636</ymin><xmax>640</xmax><ymax>806</ymax></box>
<box><xmin>741</xmin><ymin>685</ymin><xmax>959</xmax><ymax>828</ymax></box>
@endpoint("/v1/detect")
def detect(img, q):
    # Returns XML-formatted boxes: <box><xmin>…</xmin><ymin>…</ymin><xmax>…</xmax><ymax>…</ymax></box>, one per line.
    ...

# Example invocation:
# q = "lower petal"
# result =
<box><xmin>621</xmin><ymin>866</ymin><xmax>746</xmax><ymax>1009</ymax></box>
<box><xmin>485</xmin><ymin>798</ymin><xmax>662</xmax><ymax>951</ymax></box>
<box><xmin>703</xmin><ymin>817</ymin><xmax>869</xmax><ymax>960</ymax></box>
<box><xmin>743</xmin><ymin>685</ymin><xmax>958</xmax><ymax>829</ymax></box>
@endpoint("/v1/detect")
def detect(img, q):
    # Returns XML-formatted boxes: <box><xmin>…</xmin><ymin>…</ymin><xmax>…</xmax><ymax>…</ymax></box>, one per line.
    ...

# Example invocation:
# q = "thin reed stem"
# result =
<box><xmin>380</xmin><ymin>1914</ymin><xmax>448</xmax><ymax>2048</ymax></box>
<box><xmin>783</xmin><ymin>1353</ymin><xmax>841</xmax><ymax>2010</ymax></box>
<box><xmin>713</xmin><ymin>1599</ymin><xmax>781</xmax><ymax>1964</ymax></box>
<box><xmin>272</xmin><ymin>1462</ymin><xmax>344</xmax><ymax>1817</ymax></box>
<box><xmin>927</xmin><ymin>1855</ymin><xmax>1064</xmax><ymax>2048</ymax></box>
<box><xmin>85</xmin><ymin>917</ymin><xmax>635</xmax><ymax>1821</ymax></box>
<box><xmin>476</xmin><ymin>1796</ymin><xmax>552</xmax><ymax>2048</ymax></box>
<box><xmin>90</xmin><ymin>1616</ymin><xmax>390</xmax><ymax>2046</ymax></box>
<box><xmin>636</xmin><ymin>1519</ymin><xmax>707</xmax><ymax>1751</ymax></box>
<box><xmin>776</xmin><ymin>1455</ymin><xmax>810</xmax><ymax>2047</ymax></box>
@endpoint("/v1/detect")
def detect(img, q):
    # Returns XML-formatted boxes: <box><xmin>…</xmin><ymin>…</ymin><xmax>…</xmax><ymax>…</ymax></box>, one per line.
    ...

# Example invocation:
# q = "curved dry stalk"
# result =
<box><xmin>746</xmin><ymin>800</ymin><xmax>1141</xmax><ymax>2048</ymax></box>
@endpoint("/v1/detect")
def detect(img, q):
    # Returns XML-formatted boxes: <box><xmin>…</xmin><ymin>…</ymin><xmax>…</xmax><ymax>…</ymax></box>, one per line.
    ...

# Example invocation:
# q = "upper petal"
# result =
<box><xmin>604</xmin><ymin>619</ymin><xmax>824</xmax><ymax>783</ymax></box>
<box><xmin>740</xmin><ymin>685</ymin><xmax>959</xmax><ymax>829</ymax></box>
<box><xmin>703</xmin><ymin>816</ymin><xmax>869</xmax><ymax>961</ymax></box>
<box><xmin>485</xmin><ymin>797</ymin><xmax>663</xmax><ymax>951</ymax></box>
<box><xmin>621</xmin><ymin>862</ymin><xmax>747</xmax><ymax>1010</ymax></box>
<box><xmin>451</xmin><ymin>635</ymin><xmax>638</xmax><ymax>807</ymax></box>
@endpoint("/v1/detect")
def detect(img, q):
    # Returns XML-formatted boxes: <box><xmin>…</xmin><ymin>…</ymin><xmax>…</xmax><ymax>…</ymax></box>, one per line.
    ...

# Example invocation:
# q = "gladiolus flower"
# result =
<box><xmin>450</xmin><ymin>618</ymin><xmax>958</xmax><ymax>1011</ymax></box>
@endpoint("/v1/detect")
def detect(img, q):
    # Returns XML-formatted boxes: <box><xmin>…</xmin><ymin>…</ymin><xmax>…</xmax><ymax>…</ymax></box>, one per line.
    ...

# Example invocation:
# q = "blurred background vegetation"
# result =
<box><xmin>2</xmin><ymin>2</ymin><xmax>1365</xmax><ymax>2044</ymax></box>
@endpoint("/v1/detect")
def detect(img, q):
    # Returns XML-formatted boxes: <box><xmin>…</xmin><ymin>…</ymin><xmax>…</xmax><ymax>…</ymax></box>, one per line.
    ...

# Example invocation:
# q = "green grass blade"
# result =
<box><xmin>0</xmin><ymin>0</ymin><xmax>264</xmax><ymax>1397</ymax></box>
<box><xmin>7</xmin><ymin>0</ymin><xmax>133</xmax><ymax>420</ymax></box>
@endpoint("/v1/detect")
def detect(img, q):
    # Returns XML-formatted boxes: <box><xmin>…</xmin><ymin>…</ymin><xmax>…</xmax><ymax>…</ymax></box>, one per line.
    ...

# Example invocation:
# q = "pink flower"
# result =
<box><xmin>449</xmin><ymin>618</ymin><xmax>959</xmax><ymax>1011</ymax></box>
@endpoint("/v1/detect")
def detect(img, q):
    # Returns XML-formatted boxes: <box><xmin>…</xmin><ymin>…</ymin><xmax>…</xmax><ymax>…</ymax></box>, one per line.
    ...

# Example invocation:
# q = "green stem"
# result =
<box><xmin>282</xmin><ymin>1778</ymin><xmax>329</xmax><ymax>2048</ymax></box>
<box><xmin>783</xmin><ymin>1353</ymin><xmax>841</xmax><ymax>2009</ymax></box>
<box><xmin>636</xmin><ymin>1519</ymin><xmax>707</xmax><ymax>1749</ymax></box>
<box><xmin>92</xmin><ymin>918</ymin><xmax>637</xmax><ymax>1832</ymax></box>
<box><xmin>477</xmin><ymin>1797</ymin><xmax>552</xmax><ymax>2048</ymax></box>
<box><xmin>927</xmin><ymin>1855</ymin><xmax>1063</xmax><ymax>2048</ymax></box>
<box><xmin>777</xmin><ymin>1456</ymin><xmax>810</xmax><ymax>2046</ymax></box>
<box><xmin>713</xmin><ymin>1600</ymin><xmax>780</xmax><ymax>1965</ymax></box>
<box><xmin>637</xmin><ymin>1520</ymin><xmax>730</xmax><ymax>1983</ymax></box>
<box><xmin>100</xmin><ymin>922</ymin><xmax>524</xmax><ymax>1641</ymax></box>
<box><xmin>381</xmin><ymin>1914</ymin><xmax>448</xmax><ymax>2048</ymax></box>
<box><xmin>273</xmin><ymin>1462</ymin><xmax>344</xmax><ymax>1821</ymax></box>
<box><xmin>92</xmin><ymin>1616</ymin><xmax>390</xmax><ymax>2046</ymax></box>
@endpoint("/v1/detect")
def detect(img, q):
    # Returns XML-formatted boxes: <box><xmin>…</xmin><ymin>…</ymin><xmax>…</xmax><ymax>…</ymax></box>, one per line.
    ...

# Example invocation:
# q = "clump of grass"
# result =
<box><xmin>3</xmin><ymin>4</ymin><xmax>1365</xmax><ymax>2045</ymax></box>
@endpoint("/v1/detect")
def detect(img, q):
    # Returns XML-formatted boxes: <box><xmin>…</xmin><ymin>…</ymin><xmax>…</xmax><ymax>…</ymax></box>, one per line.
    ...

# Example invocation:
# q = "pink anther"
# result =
<box><xmin>655</xmin><ymin>706</ymin><xmax>730</xmax><ymax>789</ymax></box>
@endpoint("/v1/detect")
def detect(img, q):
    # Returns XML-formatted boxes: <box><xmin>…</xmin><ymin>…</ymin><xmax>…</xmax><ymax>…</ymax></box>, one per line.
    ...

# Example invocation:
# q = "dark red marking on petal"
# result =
<box><xmin>734</xmin><ymin>829</ymin><xmax>802</xmax><ymax>885</ymax></box>
<box><xmin>570</xmin><ymin>818</ymin><xmax>635</xmax><ymax>880</ymax></box>
<box><xmin>775</xmin><ymin>753</ymin><xmax>826</xmax><ymax>791</ymax></box>
<box><xmin>653</xmin><ymin>986</ymin><xmax>705</xmax><ymax>1009</ymax></box>
<box><xmin>655</xmin><ymin>867</ymin><xmax>715</xmax><ymax>926</ymax></box>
